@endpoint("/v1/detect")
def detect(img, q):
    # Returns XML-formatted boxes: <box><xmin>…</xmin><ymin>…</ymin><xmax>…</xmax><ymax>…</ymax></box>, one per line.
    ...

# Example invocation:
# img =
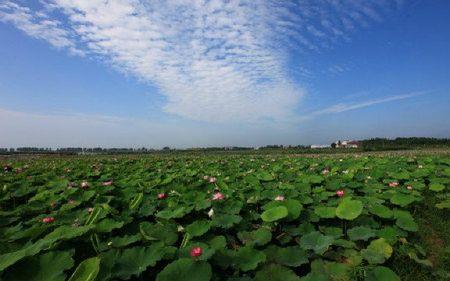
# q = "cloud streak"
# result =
<box><xmin>0</xmin><ymin>0</ymin><xmax>402</xmax><ymax>122</ymax></box>
<box><xmin>298</xmin><ymin>91</ymin><xmax>427</xmax><ymax>122</ymax></box>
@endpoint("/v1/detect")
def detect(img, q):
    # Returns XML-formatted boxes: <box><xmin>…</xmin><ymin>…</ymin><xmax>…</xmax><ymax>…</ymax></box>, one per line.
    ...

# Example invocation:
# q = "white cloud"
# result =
<box><xmin>0</xmin><ymin>1</ymin><xmax>82</xmax><ymax>55</ymax></box>
<box><xmin>0</xmin><ymin>0</ymin><xmax>401</xmax><ymax>122</ymax></box>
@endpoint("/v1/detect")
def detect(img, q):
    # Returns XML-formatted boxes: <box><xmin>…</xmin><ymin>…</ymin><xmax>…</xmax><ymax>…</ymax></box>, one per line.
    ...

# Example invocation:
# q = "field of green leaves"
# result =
<box><xmin>1</xmin><ymin>154</ymin><xmax>450</xmax><ymax>281</ymax></box>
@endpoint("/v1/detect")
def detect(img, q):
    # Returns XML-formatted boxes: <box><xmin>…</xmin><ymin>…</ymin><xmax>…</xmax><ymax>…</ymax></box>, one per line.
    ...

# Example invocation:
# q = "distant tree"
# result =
<box><xmin>162</xmin><ymin>146</ymin><xmax>171</xmax><ymax>150</ymax></box>
<box><xmin>331</xmin><ymin>142</ymin><xmax>337</xmax><ymax>149</ymax></box>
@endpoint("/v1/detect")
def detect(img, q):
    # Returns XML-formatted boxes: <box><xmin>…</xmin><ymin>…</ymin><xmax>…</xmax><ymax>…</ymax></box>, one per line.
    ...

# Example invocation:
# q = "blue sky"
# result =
<box><xmin>0</xmin><ymin>0</ymin><xmax>449</xmax><ymax>148</ymax></box>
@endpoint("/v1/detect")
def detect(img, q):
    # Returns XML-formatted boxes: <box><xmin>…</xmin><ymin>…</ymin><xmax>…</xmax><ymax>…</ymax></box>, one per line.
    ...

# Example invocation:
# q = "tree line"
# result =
<box><xmin>1</xmin><ymin>137</ymin><xmax>449</xmax><ymax>155</ymax></box>
<box><xmin>360</xmin><ymin>137</ymin><xmax>450</xmax><ymax>151</ymax></box>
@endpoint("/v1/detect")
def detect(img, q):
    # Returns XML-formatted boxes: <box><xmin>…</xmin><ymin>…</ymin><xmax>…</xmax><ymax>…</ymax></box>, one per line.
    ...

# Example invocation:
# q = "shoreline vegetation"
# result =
<box><xmin>1</xmin><ymin>137</ymin><xmax>450</xmax><ymax>156</ymax></box>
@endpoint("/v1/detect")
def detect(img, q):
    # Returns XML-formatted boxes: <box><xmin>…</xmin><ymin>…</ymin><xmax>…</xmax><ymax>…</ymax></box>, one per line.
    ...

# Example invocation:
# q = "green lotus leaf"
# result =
<box><xmin>108</xmin><ymin>234</ymin><xmax>141</xmax><ymax>248</ymax></box>
<box><xmin>347</xmin><ymin>226</ymin><xmax>376</xmax><ymax>241</ymax></box>
<box><xmin>299</xmin><ymin>231</ymin><xmax>334</xmax><ymax>255</ymax></box>
<box><xmin>320</xmin><ymin>226</ymin><xmax>342</xmax><ymax>238</ymax></box>
<box><xmin>301</xmin><ymin>259</ymin><xmax>350</xmax><ymax>281</ymax></box>
<box><xmin>333</xmin><ymin>239</ymin><xmax>357</xmax><ymax>249</ymax></box>
<box><xmin>302</xmin><ymin>175</ymin><xmax>324</xmax><ymax>184</ymax></box>
<box><xmin>228</xmin><ymin>277</ymin><xmax>253</xmax><ymax>281</ymax></box>
<box><xmin>257</xmin><ymin>172</ymin><xmax>275</xmax><ymax>181</ymax></box>
<box><xmin>0</xmin><ymin>225</ymin><xmax>93</xmax><ymax>271</ymax></box>
<box><xmin>100</xmin><ymin>243</ymin><xmax>173</xmax><ymax>280</ymax></box>
<box><xmin>156</xmin><ymin>207</ymin><xmax>188</xmax><ymax>219</ymax></box>
<box><xmin>390</xmin><ymin>193</ymin><xmax>416</xmax><ymax>207</ymax></box>
<box><xmin>140</xmin><ymin>222</ymin><xmax>178</xmax><ymax>245</ymax></box>
<box><xmin>314</xmin><ymin>206</ymin><xmax>336</xmax><ymax>218</ymax></box>
<box><xmin>235</xmin><ymin>246</ymin><xmax>266</xmax><ymax>272</ymax></box>
<box><xmin>254</xmin><ymin>264</ymin><xmax>300</xmax><ymax>281</ymax></box>
<box><xmin>212</xmin><ymin>214</ymin><xmax>242</xmax><ymax>228</ymax></box>
<box><xmin>262</xmin><ymin>200</ymin><xmax>282</xmax><ymax>210</ymax></box>
<box><xmin>368</xmin><ymin>203</ymin><xmax>393</xmax><ymax>219</ymax></box>
<box><xmin>393</xmin><ymin>210</ymin><xmax>418</xmax><ymax>232</ymax></box>
<box><xmin>365</xmin><ymin>266</ymin><xmax>400</xmax><ymax>281</ymax></box>
<box><xmin>186</xmin><ymin>220</ymin><xmax>211</xmax><ymax>237</ymax></box>
<box><xmin>95</xmin><ymin>219</ymin><xmax>124</xmax><ymax>233</ymax></box>
<box><xmin>68</xmin><ymin>257</ymin><xmax>100</xmax><ymax>281</ymax></box>
<box><xmin>429</xmin><ymin>183</ymin><xmax>445</xmax><ymax>192</ymax></box>
<box><xmin>261</xmin><ymin>206</ymin><xmax>288</xmax><ymax>222</ymax></box>
<box><xmin>361</xmin><ymin>238</ymin><xmax>393</xmax><ymax>264</ymax></box>
<box><xmin>391</xmin><ymin>171</ymin><xmax>410</xmax><ymax>180</ymax></box>
<box><xmin>321</xmin><ymin>261</ymin><xmax>351</xmax><ymax>280</ymax></box>
<box><xmin>221</xmin><ymin>200</ymin><xmax>244</xmax><ymax>215</ymax></box>
<box><xmin>375</xmin><ymin>227</ymin><xmax>401</xmax><ymax>244</ymax></box>
<box><xmin>404</xmin><ymin>181</ymin><xmax>425</xmax><ymax>190</ymax></box>
<box><xmin>264</xmin><ymin>245</ymin><xmax>309</xmax><ymax>267</ymax></box>
<box><xmin>283</xmin><ymin>199</ymin><xmax>303</xmax><ymax>220</ymax></box>
<box><xmin>4</xmin><ymin>250</ymin><xmax>74</xmax><ymax>281</ymax></box>
<box><xmin>208</xmin><ymin>235</ymin><xmax>227</xmax><ymax>250</ymax></box>
<box><xmin>341</xmin><ymin>249</ymin><xmax>362</xmax><ymax>267</ymax></box>
<box><xmin>336</xmin><ymin>198</ymin><xmax>363</xmax><ymax>220</ymax></box>
<box><xmin>237</xmin><ymin>228</ymin><xmax>272</xmax><ymax>246</ymax></box>
<box><xmin>228</xmin><ymin>278</ymin><xmax>252</xmax><ymax>281</ymax></box>
<box><xmin>435</xmin><ymin>200</ymin><xmax>450</xmax><ymax>209</ymax></box>
<box><xmin>156</xmin><ymin>258</ymin><xmax>212</xmax><ymax>281</ymax></box>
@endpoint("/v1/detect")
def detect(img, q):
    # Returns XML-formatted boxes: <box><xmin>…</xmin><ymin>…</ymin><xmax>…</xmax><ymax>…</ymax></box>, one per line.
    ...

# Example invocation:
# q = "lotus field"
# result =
<box><xmin>1</xmin><ymin>154</ymin><xmax>450</xmax><ymax>281</ymax></box>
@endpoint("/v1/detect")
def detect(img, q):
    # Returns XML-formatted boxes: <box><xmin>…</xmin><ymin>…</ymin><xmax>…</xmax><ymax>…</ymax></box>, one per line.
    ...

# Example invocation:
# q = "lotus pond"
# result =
<box><xmin>1</xmin><ymin>154</ymin><xmax>450</xmax><ymax>281</ymax></box>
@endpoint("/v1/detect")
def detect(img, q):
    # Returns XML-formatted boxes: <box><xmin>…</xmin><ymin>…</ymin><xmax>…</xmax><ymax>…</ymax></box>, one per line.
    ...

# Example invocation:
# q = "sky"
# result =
<box><xmin>0</xmin><ymin>0</ymin><xmax>449</xmax><ymax>148</ymax></box>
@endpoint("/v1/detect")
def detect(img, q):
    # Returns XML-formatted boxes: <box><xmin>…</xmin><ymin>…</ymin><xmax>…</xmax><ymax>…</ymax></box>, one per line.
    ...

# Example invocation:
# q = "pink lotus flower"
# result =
<box><xmin>81</xmin><ymin>181</ymin><xmax>89</xmax><ymax>189</ymax></box>
<box><xmin>322</xmin><ymin>169</ymin><xmax>330</xmax><ymax>175</ymax></box>
<box><xmin>389</xmin><ymin>182</ymin><xmax>399</xmax><ymax>187</ymax></box>
<box><xmin>407</xmin><ymin>185</ymin><xmax>413</xmax><ymax>190</ymax></box>
<box><xmin>336</xmin><ymin>190</ymin><xmax>345</xmax><ymax>197</ymax></box>
<box><xmin>102</xmin><ymin>180</ymin><xmax>113</xmax><ymax>186</ymax></box>
<box><xmin>87</xmin><ymin>207</ymin><xmax>94</xmax><ymax>213</ymax></box>
<box><xmin>208</xmin><ymin>177</ymin><xmax>217</xmax><ymax>183</ymax></box>
<box><xmin>190</xmin><ymin>247</ymin><xmax>203</xmax><ymax>258</ymax></box>
<box><xmin>212</xmin><ymin>192</ymin><xmax>224</xmax><ymax>201</ymax></box>
<box><xmin>3</xmin><ymin>165</ymin><xmax>12</xmax><ymax>172</ymax></box>
<box><xmin>203</xmin><ymin>175</ymin><xmax>209</xmax><ymax>180</ymax></box>
<box><xmin>42</xmin><ymin>217</ymin><xmax>55</xmax><ymax>223</ymax></box>
<box><xmin>157</xmin><ymin>193</ymin><xmax>167</xmax><ymax>200</ymax></box>
<box><xmin>274</xmin><ymin>195</ymin><xmax>285</xmax><ymax>201</ymax></box>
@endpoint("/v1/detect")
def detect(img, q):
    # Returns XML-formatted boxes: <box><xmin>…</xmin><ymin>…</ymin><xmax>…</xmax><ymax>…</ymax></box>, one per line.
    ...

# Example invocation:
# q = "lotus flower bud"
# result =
<box><xmin>212</xmin><ymin>192</ymin><xmax>224</xmax><ymax>201</ymax></box>
<box><xmin>336</xmin><ymin>190</ymin><xmax>345</xmax><ymax>197</ymax></box>
<box><xmin>42</xmin><ymin>217</ymin><xmax>55</xmax><ymax>223</ymax></box>
<box><xmin>190</xmin><ymin>247</ymin><xmax>203</xmax><ymax>258</ymax></box>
